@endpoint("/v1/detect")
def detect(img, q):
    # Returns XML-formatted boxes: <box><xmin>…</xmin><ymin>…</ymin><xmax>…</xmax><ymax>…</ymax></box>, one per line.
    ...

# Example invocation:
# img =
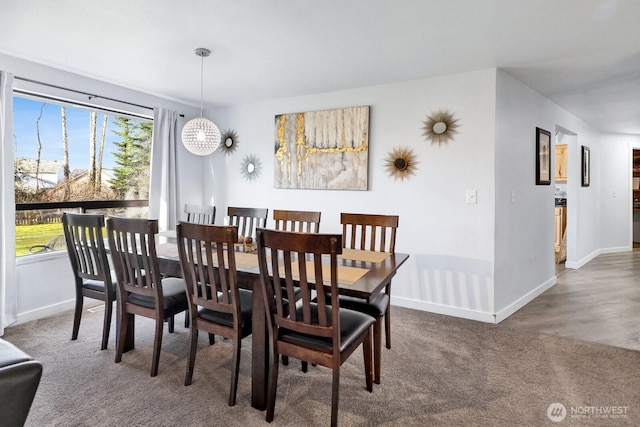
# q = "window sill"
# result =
<box><xmin>16</xmin><ymin>251</ymin><xmax>67</xmax><ymax>266</ymax></box>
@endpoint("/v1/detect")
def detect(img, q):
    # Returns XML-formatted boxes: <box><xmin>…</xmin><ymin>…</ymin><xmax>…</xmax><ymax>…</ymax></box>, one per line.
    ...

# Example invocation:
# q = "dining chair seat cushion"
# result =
<box><xmin>197</xmin><ymin>289</ymin><xmax>253</xmax><ymax>335</ymax></box>
<box><xmin>338</xmin><ymin>292</ymin><xmax>389</xmax><ymax>318</ymax></box>
<box><xmin>279</xmin><ymin>303</ymin><xmax>375</xmax><ymax>353</ymax></box>
<box><xmin>82</xmin><ymin>271</ymin><xmax>117</xmax><ymax>294</ymax></box>
<box><xmin>280</xmin><ymin>285</ymin><xmax>302</xmax><ymax>301</ymax></box>
<box><xmin>127</xmin><ymin>277</ymin><xmax>187</xmax><ymax>310</ymax></box>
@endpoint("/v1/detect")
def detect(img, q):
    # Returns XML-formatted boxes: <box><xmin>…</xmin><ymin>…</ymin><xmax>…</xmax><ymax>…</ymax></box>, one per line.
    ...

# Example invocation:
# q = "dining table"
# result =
<box><xmin>152</xmin><ymin>238</ymin><xmax>410</xmax><ymax>411</ymax></box>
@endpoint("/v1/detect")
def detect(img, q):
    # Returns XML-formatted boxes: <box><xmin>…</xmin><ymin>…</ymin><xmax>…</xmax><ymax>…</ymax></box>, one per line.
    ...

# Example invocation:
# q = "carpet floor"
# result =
<box><xmin>2</xmin><ymin>305</ymin><xmax>638</xmax><ymax>426</ymax></box>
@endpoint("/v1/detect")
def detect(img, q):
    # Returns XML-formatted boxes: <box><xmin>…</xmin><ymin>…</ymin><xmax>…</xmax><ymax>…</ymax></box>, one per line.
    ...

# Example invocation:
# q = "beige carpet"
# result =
<box><xmin>3</xmin><ymin>305</ymin><xmax>638</xmax><ymax>426</ymax></box>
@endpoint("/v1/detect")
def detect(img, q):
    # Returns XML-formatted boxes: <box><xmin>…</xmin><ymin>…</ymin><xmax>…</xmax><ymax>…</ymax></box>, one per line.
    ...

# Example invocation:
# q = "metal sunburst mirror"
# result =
<box><xmin>422</xmin><ymin>109</ymin><xmax>460</xmax><ymax>146</ymax></box>
<box><xmin>240</xmin><ymin>154</ymin><xmax>261</xmax><ymax>181</ymax></box>
<box><xmin>221</xmin><ymin>129</ymin><xmax>239</xmax><ymax>154</ymax></box>
<box><xmin>385</xmin><ymin>146</ymin><xmax>418</xmax><ymax>181</ymax></box>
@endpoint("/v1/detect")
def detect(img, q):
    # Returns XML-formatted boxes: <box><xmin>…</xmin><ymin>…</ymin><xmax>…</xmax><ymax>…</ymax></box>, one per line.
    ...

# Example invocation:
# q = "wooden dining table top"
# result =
<box><xmin>154</xmin><ymin>242</ymin><xmax>409</xmax><ymax>301</ymax></box>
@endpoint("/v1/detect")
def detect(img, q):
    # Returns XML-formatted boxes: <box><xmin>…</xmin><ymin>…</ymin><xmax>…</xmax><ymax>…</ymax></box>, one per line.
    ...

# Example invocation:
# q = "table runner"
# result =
<box><xmin>338</xmin><ymin>248</ymin><xmax>390</xmax><ymax>263</ymax></box>
<box><xmin>282</xmin><ymin>261</ymin><xmax>369</xmax><ymax>286</ymax></box>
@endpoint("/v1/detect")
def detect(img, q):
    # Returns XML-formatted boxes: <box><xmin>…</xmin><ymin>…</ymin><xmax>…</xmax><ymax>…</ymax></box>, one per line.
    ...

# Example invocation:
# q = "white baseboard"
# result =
<box><xmin>391</xmin><ymin>296</ymin><xmax>496</xmax><ymax>323</ymax></box>
<box><xmin>392</xmin><ymin>274</ymin><xmax>558</xmax><ymax>325</ymax></box>
<box><xmin>565</xmin><ymin>248</ymin><xmax>600</xmax><ymax>269</ymax></box>
<box><xmin>600</xmin><ymin>246</ymin><xmax>631</xmax><ymax>254</ymax></box>
<box><xmin>14</xmin><ymin>299</ymin><xmax>75</xmax><ymax>326</ymax></box>
<box><xmin>494</xmin><ymin>276</ymin><xmax>557</xmax><ymax>323</ymax></box>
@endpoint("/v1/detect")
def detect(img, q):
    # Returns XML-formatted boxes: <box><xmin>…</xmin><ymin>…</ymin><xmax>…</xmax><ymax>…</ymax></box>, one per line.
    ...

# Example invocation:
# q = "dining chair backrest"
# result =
<box><xmin>62</xmin><ymin>212</ymin><xmax>115</xmax><ymax>350</ymax></box>
<box><xmin>176</xmin><ymin>223</ymin><xmax>241</xmax><ymax>322</ymax></box>
<box><xmin>227</xmin><ymin>206</ymin><xmax>268</xmax><ymax>239</ymax></box>
<box><xmin>184</xmin><ymin>204</ymin><xmax>216</xmax><ymax>225</ymax></box>
<box><xmin>106</xmin><ymin>217</ymin><xmax>164</xmax><ymax>300</ymax></box>
<box><xmin>62</xmin><ymin>212</ymin><xmax>111</xmax><ymax>287</ymax></box>
<box><xmin>257</xmin><ymin>228</ymin><xmax>373</xmax><ymax>425</ymax></box>
<box><xmin>273</xmin><ymin>209</ymin><xmax>321</xmax><ymax>233</ymax></box>
<box><xmin>340</xmin><ymin>213</ymin><xmax>398</xmax><ymax>253</ymax></box>
<box><xmin>257</xmin><ymin>229</ymin><xmax>343</xmax><ymax>350</ymax></box>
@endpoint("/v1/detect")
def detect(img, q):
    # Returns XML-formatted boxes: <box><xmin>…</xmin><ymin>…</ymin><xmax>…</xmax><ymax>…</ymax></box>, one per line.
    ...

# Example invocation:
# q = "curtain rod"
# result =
<box><xmin>15</xmin><ymin>76</ymin><xmax>154</xmax><ymax>112</ymax></box>
<box><xmin>13</xmin><ymin>88</ymin><xmax>152</xmax><ymax>121</ymax></box>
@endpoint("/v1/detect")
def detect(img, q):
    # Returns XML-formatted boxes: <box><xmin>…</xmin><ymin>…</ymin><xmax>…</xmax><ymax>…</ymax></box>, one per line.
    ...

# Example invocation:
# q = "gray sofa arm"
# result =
<box><xmin>0</xmin><ymin>339</ymin><xmax>43</xmax><ymax>427</ymax></box>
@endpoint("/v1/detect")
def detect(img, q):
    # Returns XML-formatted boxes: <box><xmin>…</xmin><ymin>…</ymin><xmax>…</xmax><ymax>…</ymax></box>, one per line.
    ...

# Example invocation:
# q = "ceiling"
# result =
<box><xmin>1</xmin><ymin>0</ymin><xmax>639</xmax><ymax>134</ymax></box>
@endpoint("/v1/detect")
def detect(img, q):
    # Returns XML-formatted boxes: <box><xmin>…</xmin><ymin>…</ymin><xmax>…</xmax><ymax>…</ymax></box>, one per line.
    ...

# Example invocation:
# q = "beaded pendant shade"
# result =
<box><xmin>181</xmin><ymin>48</ymin><xmax>221</xmax><ymax>156</ymax></box>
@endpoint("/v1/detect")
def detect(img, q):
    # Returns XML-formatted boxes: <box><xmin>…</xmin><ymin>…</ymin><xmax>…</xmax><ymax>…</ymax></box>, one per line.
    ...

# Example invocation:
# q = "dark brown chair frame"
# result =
<box><xmin>257</xmin><ymin>229</ymin><xmax>374</xmax><ymax>426</ymax></box>
<box><xmin>340</xmin><ymin>212</ymin><xmax>398</xmax><ymax>384</ymax></box>
<box><xmin>273</xmin><ymin>209</ymin><xmax>321</xmax><ymax>233</ymax></box>
<box><xmin>184</xmin><ymin>204</ymin><xmax>216</xmax><ymax>225</ymax></box>
<box><xmin>107</xmin><ymin>217</ymin><xmax>188</xmax><ymax>377</ymax></box>
<box><xmin>62</xmin><ymin>212</ymin><xmax>115</xmax><ymax>350</ymax></box>
<box><xmin>273</xmin><ymin>209</ymin><xmax>321</xmax><ymax>370</ymax></box>
<box><xmin>177</xmin><ymin>222</ymin><xmax>253</xmax><ymax>406</ymax></box>
<box><xmin>227</xmin><ymin>206</ymin><xmax>268</xmax><ymax>239</ymax></box>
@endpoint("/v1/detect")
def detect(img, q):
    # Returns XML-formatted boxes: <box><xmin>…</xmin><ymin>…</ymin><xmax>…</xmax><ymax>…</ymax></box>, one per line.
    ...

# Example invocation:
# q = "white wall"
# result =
<box><xmin>493</xmin><ymin>70</ymin><xmax>608</xmax><ymax>318</ymax></box>
<box><xmin>213</xmin><ymin>69</ymin><xmax>499</xmax><ymax>322</ymax></box>
<box><xmin>1</xmin><ymin>53</ymin><xmax>214</xmax><ymax>324</ymax></box>
<box><xmin>599</xmin><ymin>134</ymin><xmax>640</xmax><ymax>250</ymax></box>
<box><xmin>6</xmin><ymin>55</ymin><xmax>635</xmax><ymax>326</ymax></box>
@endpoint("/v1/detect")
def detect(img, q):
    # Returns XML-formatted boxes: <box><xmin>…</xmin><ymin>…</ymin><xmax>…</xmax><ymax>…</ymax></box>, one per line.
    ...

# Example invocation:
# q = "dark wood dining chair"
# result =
<box><xmin>62</xmin><ymin>212</ymin><xmax>115</xmax><ymax>350</ymax></box>
<box><xmin>273</xmin><ymin>209</ymin><xmax>321</xmax><ymax>233</ymax></box>
<box><xmin>176</xmin><ymin>222</ymin><xmax>253</xmax><ymax>406</ymax></box>
<box><xmin>106</xmin><ymin>217</ymin><xmax>188</xmax><ymax>377</ymax></box>
<box><xmin>184</xmin><ymin>204</ymin><xmax>216</xmax><ymax>225</ymax></box>
<box><xmin>339</xmin><ymin>212</ymin><xmax>398</xmax><ymax>384</ymax></box>
<box><xmin>273</xmin><ymin>209</ymin><xmax>321</xmax><ymax>370</ymax></box>
<box><xmin>256</xmin><ymin>229</ymin><xmax>374</xmax><ymax>426</ymax></box>
<box><xmin>227</xmin><ymin>206</ymin><xmax>268</xmax><ymax>239</ymax></box>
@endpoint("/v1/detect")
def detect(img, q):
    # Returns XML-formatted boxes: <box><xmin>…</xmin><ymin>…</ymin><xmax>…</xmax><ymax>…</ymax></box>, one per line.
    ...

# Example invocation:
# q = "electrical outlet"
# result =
<box><xmin>466</xmin><ymin>190</ymin><xmax>478</xmax><ymax>204</ymax></box>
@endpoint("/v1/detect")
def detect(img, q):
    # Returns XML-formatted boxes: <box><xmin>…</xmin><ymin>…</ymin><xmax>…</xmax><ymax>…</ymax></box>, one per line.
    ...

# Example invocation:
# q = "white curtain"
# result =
<box><xmin>0</xmin><ymin>71</ymin><xmax>16</xmax><ymax>336</ymax></box>
<box><xmin>148</xmin><ymin>108</ymin><xmax>180</xmax><ymax>231</ymax></box>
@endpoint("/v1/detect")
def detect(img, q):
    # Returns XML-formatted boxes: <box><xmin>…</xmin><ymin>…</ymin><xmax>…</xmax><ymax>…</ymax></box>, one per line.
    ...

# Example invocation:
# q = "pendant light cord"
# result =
<box><xmin>199</xmin><ymin>53</ymin><xmax>204</xmax><ymax>118</ymax></box>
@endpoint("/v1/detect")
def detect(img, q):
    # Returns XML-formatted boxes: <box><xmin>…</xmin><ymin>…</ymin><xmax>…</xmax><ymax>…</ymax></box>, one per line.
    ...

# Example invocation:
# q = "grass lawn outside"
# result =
<box><xmin>16</xmin><ymin>223</ymin><xmax>65</xmax><ymax>256</ymax></box>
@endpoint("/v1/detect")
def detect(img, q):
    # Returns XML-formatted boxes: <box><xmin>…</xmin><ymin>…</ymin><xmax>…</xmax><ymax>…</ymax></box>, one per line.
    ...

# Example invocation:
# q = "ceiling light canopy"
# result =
<box><xmin>181</xmin><ymin>48</ymin><xmax>221</xmax><ymax>156</ymax></box>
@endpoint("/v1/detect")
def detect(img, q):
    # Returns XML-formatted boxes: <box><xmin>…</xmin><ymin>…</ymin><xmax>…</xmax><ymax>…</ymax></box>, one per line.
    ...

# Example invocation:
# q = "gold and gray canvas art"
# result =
<box><xmin>274</xmin><ymin>106</ymin><xmax>369</xmax><ymax>190</ymax></box>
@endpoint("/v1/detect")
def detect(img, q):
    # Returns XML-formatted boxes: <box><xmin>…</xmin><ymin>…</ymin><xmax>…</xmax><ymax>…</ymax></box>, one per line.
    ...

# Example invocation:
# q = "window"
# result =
<box><xmin>13</xmin><ymin>95</ymin><xmax>152</xmax><ymax>256</ymax></box>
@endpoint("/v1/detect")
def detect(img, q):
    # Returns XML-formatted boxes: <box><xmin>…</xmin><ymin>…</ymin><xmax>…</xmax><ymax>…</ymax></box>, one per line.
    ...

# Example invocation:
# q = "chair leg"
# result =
<box><xmin>331</xmin><ymin>367</ymin><xmax>340</xmax><ymax>427</ymax></box>
<box><xmin>301</xmin><ymin>361</ymin><xmax>308</xmax><ymax>372</ymax></box>
<box><xmin>101</xmin><ymin>299</ymin><xmax>113</xmax><ymax>350</ymax></box>
<box><xmin>363</xmin><ymin>326</ymin><xmax>373</xmax><ymax>393</ymax></box>
<box><xmin>184</xmin><ymin>311</ymin><xmax>190</xmax><ymax>328</ymax></box>
<box><xmin>229</xmin><ymin>337</ymin><xmax>242</xmax><ymax>406</ymax></box>
<box><xmin>265</xmin><ymin>350</ymin><xmax>280</xmax><ymax>423</ymax></box>
<box><xmin>168</xmin><ymin>315</ymin><xmax>175</xmax><ymax>333</ymax></box>
<box><xmin>150</xmin><ymin>316</ymin><xmax>164</xmax><ymax>377</ymax></box>
<box><xmin>115</xmin><ymin>311</ymin><xmax>129</xmax><ymax>364</ymax></box>
<box><xmin>208</xmin><ymin>333</ymin><xmax>215</xmax><ymax>345</ymax></box>
<box><xmin>281</xmin><ymin>355</ymin><xmax>289</xmax><ymax>366</ymax></box>
<box><xmin>385</xmin><ymin>304</ymin><xmax>391</xmax><ymax>349</ymax></box>
<box><xmin>184</xmin><ymin>328</ymin><xmax>198</xmax><ymax>386</ymax></box>
<box><xmin>71</xmin><ymin>292</ymin><xmax>83</xmax><ymax>341</ymax></box>
<box><xmin>373</xmin><ymin>317</ymin><xmax>382</xmax><ymax>385</ymax></box>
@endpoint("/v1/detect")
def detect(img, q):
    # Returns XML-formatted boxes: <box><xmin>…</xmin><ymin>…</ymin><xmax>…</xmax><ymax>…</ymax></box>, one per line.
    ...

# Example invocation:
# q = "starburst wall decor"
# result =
<box><xmin>422</xmin><ymin>109</ymin><xmax>460</xmax><ymax>146</ymax></box>
<box><xmin>240</xmin><ymin>154</ymin><xmax>261</xmax><ymax>181</ymax></box>
<box><xmin>385</xmin><ymin>146</ymin><xmax>418</xmax><ymax>181</ymax></box>
<box><xmin>221</xmin><ymin>129</ymin><xmax>239</xmax><ymax>154</ymax></box>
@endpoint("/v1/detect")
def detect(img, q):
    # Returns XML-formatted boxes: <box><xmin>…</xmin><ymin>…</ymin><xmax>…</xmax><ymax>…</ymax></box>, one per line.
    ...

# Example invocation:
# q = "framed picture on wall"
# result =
<box><xmin>582</xmin><ymin>146</ymin><xmax>590</xmax><ymax>187</ymax></box>
<box><xmin>535</xmin><ymin>127</ymin><xmax>551</xmax><ymax>185</ymax></box>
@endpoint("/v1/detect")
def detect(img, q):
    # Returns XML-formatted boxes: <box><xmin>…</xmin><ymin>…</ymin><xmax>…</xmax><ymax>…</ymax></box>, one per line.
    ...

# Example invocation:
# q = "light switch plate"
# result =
<box><xmin>466</xmin><ymin>189</ymin><xmax>478</xmax><ymax>204</ymax></box>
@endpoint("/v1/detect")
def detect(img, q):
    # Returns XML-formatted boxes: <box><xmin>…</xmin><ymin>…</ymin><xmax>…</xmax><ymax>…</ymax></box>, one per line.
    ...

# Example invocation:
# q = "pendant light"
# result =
<box><xmin>181</xmin><ymin>48</ymin><xmax>221</xmax><ymax>156</ymax></box>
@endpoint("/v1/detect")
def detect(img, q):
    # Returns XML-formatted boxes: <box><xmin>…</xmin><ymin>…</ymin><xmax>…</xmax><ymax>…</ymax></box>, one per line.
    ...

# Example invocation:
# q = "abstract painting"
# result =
<box><xmin>274</xmin><ymin>106</ymin><xmax>369</xmax><ymax>190</ymax></box>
